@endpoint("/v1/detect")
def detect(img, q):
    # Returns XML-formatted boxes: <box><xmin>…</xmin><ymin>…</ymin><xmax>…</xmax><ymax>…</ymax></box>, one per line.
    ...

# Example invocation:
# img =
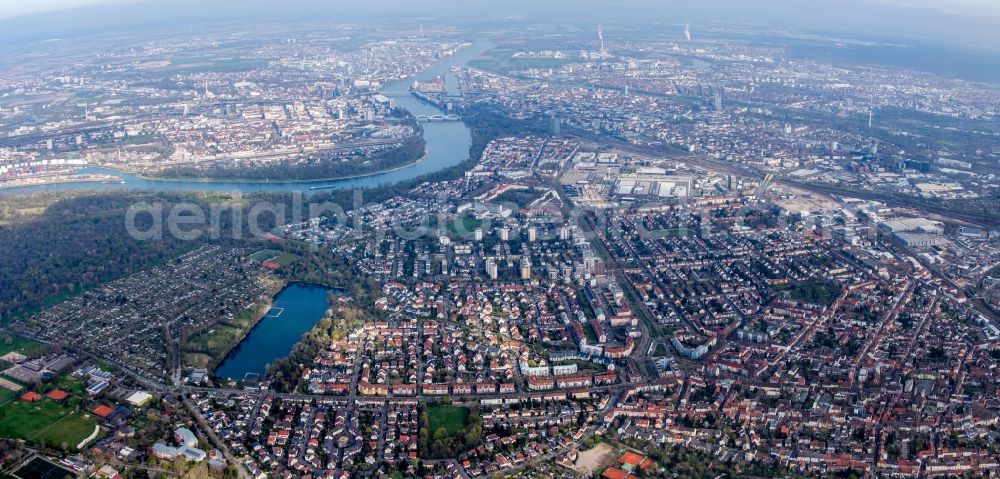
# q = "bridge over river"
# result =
<box><xmin>415</xmin><ymin>113</ymin><xmax>462</xmax><ymax>122</ymax></box>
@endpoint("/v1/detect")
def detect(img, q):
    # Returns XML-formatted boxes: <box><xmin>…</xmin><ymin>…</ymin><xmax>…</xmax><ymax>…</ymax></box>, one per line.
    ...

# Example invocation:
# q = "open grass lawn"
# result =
<box><xmin>446</xmin><ymin>214</ymin><xmax>484</xmax><ymax>236</ymax></box>
<box><xmin>570</xmin><ymin>359</ymin><xmax>607</xmax><ymax>372</ymax></box>
<box><xmin>0</xmin><ymin>376</ymin><xmax>96</xmax><ymax>449</ymax></box>
<box><xmin>248</xmin><ymin>249</ymin><xmax>299</xmax><ymax>267</ymax></box>
<box><xmin>270</xmin><ymin>252</ymin><xmax>300</xmax><ymax>267</ymax></box>
<box><xmin>183</xmin><ymin>352</ymin><xmax>213</xmax><ymax>369</ymax></box>
<box><xmin>187</xmin><ymin>323</ymin><xmax>244</xmax><ymax>354</ymax></box>
<box><xmin>0</xmin><ymin>398</ymin><xmax>96</xmax><ymax>449</ymax></box>
<box><xmin>427</xmin><ymin>404</ymin><xmax>470</xmax><ymax>436</ymax></box>
<box><xmin>0</xmin><ymin>336</ymin><xmax>45</xmax><ymax>357</ymax></box>
<box><xmin>248</xmin><ymin>249</ymin><xmax>282</xmax><ymax>263</ymax></box>
<box><xmin>34</xmin><ymin>412</ymin><xmax>99</xmax><ymax>449</ymax></box>
<box><xmin>0</xmin><ymin>389</ymin><xmax>17</xmax><ymax>406</ymax></box>
<box><xmin>183</xmin><ymin>303</ymin><xmax>264</xmax><ymax>365</ymax></box>
<box><xmin>49</xmin><ymin>375</ymin><xmax>87</xmax><ymax>397</ymax></box>
<box><xmin>0</xmin><ymin>399</ymin><xmax>72</xmax><ymax>439</ymax></box>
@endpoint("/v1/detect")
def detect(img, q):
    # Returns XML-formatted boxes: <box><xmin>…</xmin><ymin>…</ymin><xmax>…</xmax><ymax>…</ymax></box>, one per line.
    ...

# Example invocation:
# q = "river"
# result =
<box><xmin>215</xmin><ymin>282</ymin><xmax>338</xmax><ymax>380</ymax></box>
<box><xmin>1</xmin><ymin>39</ymin><xmax>494</xmax><ymax>196</ymax></box>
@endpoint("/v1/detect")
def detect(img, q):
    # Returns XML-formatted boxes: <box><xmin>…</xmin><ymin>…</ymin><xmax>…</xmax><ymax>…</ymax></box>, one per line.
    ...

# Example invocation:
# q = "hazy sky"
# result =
<box><xmin>2</xmin><ymin>0</ymin><xmax>1000</xmax><ymax>19</ymax></box>
<box><xmin>0</xmin><ymin>0</ymin><xmax>134</xmax><ymax>18</ymax></box>
<box><xmin>2</xmin><ymin>0</ymin><xmax>1000</xmax><ymax>54</ymax></box>
<box><xmin>877</xmin><ymin>0</ymin><xmax>1000</xmax><ymax>15</ymax></box>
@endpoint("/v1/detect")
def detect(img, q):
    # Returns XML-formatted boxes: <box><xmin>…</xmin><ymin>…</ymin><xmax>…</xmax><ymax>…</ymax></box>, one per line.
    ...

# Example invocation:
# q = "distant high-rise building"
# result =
<box><xmin>486</xmin><ymin>259</ymin><xmax>498</xmax><ymax>280</ymax></box>
<box><xmin>714</xmin><ymin>91</ymin><xmax>723</xmax><ymax>111</ymax></box>
<box><xmin>593</xmin><ymin>258</ymin><xmax>606</xmax><ymax>276</ymax></box>
<box><xmin>559</xmin><ymin>226</ymin><xmax>570</xmax><ymax>241</ymax></box>
<box><xmin>527</xmin><ymin>227</ymin><xmax>537</xmax><ymax>242</ymax></box>
<box><xmin>499</xmin><ymin>227</ymin><xmax>510</xmax><ymax>241</ymax></box>
<box><xmin>474</xmin><ymin>228</ymin><xmax>483</xmax><ymax>241</ymax></box>
<box><xmin>520</xmin><ymin>257</ymin><xmax>531</xmax><ymax>280</ymax></box>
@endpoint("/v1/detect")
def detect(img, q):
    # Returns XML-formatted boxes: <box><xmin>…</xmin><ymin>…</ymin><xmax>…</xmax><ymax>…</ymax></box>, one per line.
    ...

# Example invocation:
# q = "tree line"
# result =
<box><xmin>158</xmin><ymin>136</ymin><xmax>425</xmax><ymax>182</ymax></box>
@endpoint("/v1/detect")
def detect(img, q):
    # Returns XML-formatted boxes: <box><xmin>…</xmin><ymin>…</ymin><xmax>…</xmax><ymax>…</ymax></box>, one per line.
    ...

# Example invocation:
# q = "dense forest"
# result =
<box><xmin>0</xmin><ymin>190</ymin><xmax>296</xmax><ymax>323</ymax></box>
<box><xmin>156</xmin><ymin>136</ymin><xmax>425</xmax><ymax>181</ymax></box>
<box><xmin>0</xmin><ymin>193</ymin><xmax>205</xmax><ymax>322</ymax></box>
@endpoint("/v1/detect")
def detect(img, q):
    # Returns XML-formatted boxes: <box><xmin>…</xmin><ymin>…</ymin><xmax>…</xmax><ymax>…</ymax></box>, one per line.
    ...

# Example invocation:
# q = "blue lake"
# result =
<box><xmin>215</xmin><ymin>282</ymin><xmax>334</xmax><ymax>380</ymax></box>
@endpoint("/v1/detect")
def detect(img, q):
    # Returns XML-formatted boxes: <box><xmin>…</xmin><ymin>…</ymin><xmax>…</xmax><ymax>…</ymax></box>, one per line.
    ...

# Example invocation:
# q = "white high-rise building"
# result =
<box><xmin>486</xmin><ymin>259</ymin><xmax>498</xmax><ymax>280</ymax></box>
<box><xmin>559</xmin><ymin>227</ymin><xmax>570</xmax><ymax>241</ymax></box>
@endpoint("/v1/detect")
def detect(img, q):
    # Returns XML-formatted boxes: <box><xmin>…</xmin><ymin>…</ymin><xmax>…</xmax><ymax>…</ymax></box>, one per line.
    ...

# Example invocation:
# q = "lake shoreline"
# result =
<box><xmin>204</xmin><ymin>294</ymin><xmax>276</xmax><ymax>377</ymax></box>
<box><xmin>213</xmin><ymin>281</ymin><xmax>339</xmax><ymax>381</ymax></box>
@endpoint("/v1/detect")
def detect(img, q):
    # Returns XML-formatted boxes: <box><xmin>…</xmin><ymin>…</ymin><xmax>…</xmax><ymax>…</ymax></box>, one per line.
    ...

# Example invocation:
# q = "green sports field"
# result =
<box><xmin>0</xmin><ymin>377</ymin><xmax>98</xmax><ymax>450</ymax></box>
<box><xmin>427</xmin><ymin>404</ymin><xmax>470</xmax><ymax>436</ymax></box>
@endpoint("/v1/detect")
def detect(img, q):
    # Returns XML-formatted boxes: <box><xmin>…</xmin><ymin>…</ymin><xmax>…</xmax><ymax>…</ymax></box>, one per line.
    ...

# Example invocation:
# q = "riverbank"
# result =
<box><xmin>0</xmin><ymin>174</ymin><xmax>123</xmax><ymax>191</ymax></box>
<box><xmin>99</xmin><ymin>145</ymin><xmax>429</xmax><ymax>185</ymax></box>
